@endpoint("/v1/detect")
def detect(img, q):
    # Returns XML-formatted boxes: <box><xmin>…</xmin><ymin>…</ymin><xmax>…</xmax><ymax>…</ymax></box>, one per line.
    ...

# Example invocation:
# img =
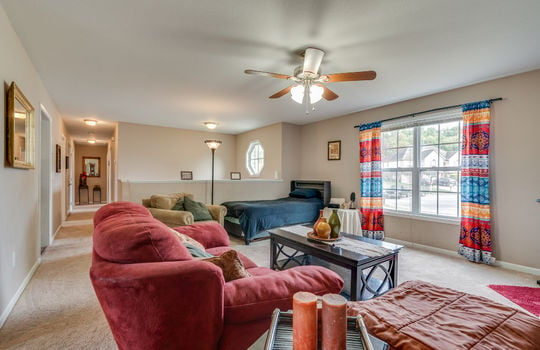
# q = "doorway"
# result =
<box><xmin>39</xmin><ymin>107</ymin><xmax>52</xmax><ymax>250</ymax></box>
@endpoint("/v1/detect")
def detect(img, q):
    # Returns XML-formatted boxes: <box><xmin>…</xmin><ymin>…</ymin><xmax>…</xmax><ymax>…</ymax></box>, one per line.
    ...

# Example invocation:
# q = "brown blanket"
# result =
<box><xmin>347</xmin><ymin>280</ymin><xmax>540</xmax><ymax>349</ymax></box>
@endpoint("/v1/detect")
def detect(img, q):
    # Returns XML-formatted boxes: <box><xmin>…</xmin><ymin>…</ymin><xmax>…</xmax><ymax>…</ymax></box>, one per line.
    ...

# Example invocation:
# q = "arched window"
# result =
<box><xmin>246</xmin><ymin>141</ymin><xmax>264</xmax><ymax>176</ymax></box>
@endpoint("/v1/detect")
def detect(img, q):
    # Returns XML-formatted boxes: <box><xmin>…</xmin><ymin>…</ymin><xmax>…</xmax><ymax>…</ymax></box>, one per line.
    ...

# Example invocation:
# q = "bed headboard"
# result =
<box><xmin>290</xmin><ymin>180</ymin><xmax>331</xmax><ymax>206</ymax></box>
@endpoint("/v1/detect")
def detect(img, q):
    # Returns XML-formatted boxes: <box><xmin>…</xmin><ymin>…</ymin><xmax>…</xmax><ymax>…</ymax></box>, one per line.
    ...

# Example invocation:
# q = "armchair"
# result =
<box><xmin>90</xmin><ymin>202</ymin><xmax>343</xmax><ymax>350</ymax></box>
<box><xmin>142</xmin><ymin>192</ymin><xmax>227</xmax><ymax>226</ymax></box>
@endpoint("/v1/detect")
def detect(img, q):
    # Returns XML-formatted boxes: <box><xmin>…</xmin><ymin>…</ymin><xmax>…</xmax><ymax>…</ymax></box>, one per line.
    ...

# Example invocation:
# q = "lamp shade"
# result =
<box><xmin>205</xmin><ymin>139</ymin><xmax>222</xmax><ymax>150</ymax></box>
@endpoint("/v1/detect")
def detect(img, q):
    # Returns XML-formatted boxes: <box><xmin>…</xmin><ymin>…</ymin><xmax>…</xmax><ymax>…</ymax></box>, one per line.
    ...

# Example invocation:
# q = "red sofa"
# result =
<box><xmin>90</xmin><ymin>202</ymin><xmax>343</xmax><ymax>350</ymax></box>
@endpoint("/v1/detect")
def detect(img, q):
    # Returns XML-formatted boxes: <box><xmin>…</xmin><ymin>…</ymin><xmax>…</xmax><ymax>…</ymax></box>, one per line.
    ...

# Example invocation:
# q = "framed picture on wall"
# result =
<box><xmin>328</xmin><ymin>140</ymin><xmax>341</xmax><ymax>160</ymax></box>
<box><xmin>180</xmin><ymin>171</ymin><xmax>193</xmax><ymax>180</ymax></box>
<box><xmin>55</xmin><ymin>144</ymin><xmax>61</xmax><ymax>172</ymax></box>
<box><xmin>230</xmin><ymin>172</ymin><xmax>241</xmax><ymax>180</ymax></box>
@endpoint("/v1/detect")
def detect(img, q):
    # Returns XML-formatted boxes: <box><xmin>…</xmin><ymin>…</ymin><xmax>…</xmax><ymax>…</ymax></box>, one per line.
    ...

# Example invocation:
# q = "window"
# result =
<box><xmin>246</xmin><ymin>141</ymin><xmax>264</xmax><ymax>176</ymax></box>
<box><xmin>381</xmin><ymin>109</ymin><xmax>462</xmax><ymax>219</ymax></box>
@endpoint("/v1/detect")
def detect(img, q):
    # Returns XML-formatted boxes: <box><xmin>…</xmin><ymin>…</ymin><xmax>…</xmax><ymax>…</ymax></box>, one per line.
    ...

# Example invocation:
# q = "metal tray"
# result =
<box><xmin>263</xmin><ymin>309</ymin><xmax>388</xmax><ymax>350</ymax></box>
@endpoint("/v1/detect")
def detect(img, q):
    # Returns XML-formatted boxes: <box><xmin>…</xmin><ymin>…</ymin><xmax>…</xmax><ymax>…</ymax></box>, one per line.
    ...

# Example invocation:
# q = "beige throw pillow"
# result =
<box><xmin>168</xmin><ymin>227</ymin><xmax>206</xmax><ymax>251</ymax></box>
<box><xmin>150</xmin><ymin>193</ymin><xmax>194</xmax><ymax>209</ymax></box>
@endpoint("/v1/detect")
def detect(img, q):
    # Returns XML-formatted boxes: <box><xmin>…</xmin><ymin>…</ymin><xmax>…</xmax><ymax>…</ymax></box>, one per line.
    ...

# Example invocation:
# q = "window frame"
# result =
<box><xmin>246</xmin><ymin>140</ymin><xmax>264</xmax><ymax>177</ymax></box>
<box><xmin>381</xmin><ymin>113</ymin><xmax>462</xmax><ymax>223</ymax></box>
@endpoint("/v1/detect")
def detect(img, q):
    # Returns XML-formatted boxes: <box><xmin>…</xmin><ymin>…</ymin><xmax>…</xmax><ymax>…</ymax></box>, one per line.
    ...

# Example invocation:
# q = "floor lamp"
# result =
<box><xmin>204</xmin><ymin>139</ymin><xmax>222</xmax><ymax>204</ymax></box>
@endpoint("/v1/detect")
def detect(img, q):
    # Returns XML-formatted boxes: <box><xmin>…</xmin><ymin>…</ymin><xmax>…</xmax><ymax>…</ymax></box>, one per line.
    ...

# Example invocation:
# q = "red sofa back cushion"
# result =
<box><xmin>94</xmin><ymin>202</ymin><xmax>192</xmax><ymax>263</ymax></box>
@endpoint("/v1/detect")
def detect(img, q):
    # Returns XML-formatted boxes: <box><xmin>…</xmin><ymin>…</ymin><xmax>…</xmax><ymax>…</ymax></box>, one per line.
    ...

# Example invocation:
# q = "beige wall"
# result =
<box><xmin>117</xmin><ymin>122</ymin><xmax>236</xmax><ymax>182</ymax></box>
<box><xmin>298</xmin><ymin>69</ymin><xmax>540</xmax><ymax>269</ymax></box>
<box><xmin>0</xmin><ymin>3</ymin><xmax>66</xmax><ymax>324</ymax></box>
<box><xmin>74</xmin><ymin>144</ymin><xmax>108</xmax><ymax>204</ymax></box>
<box><xmin>236</xmin><ymin>122</ymin><xmax>282</xmax><ymax>180</ymax></box>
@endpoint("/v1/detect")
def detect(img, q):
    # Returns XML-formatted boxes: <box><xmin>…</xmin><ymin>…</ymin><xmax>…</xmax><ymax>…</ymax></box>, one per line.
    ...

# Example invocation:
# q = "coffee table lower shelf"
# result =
<box><xmin>263</xmin><ymin>309</ymin><xmax>388</xmax><ymax>350</ymax></box>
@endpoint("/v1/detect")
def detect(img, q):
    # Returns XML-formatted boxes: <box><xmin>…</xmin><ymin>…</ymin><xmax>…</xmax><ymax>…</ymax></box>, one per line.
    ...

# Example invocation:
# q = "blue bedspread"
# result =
<box><xmin>222</xmin><ymin>197</ymin><xmax>323</xmax><ymax>243</ymax></box>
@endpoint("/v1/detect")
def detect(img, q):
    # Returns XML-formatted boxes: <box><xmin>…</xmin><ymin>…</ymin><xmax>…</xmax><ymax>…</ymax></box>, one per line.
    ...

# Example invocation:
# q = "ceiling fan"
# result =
<box><xmin>245</xmin><ymin>47</ymin><xmax>376</xmax><ymax>114</ymax></box>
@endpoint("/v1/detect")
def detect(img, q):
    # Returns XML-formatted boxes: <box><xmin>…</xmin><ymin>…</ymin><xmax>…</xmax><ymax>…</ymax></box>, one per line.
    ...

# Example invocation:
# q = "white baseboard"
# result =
<box><xmin>0</xmin><ymin>257</ymin><xmax>41</xmax><ymax>328</ymax></box>
<box><xmin>61</xmin><ymin>219</ymin><xmax>93</xmax><ymax>227</ymax></box>
<box><xmin>52</xmin><ymin>224</ymin><xmax>62</xmax><ymax>240</ymax></box>
<box><xmin>385</xmin><ymin>237</ymin><xmax>540</xmax><ymax>276</ymax></box>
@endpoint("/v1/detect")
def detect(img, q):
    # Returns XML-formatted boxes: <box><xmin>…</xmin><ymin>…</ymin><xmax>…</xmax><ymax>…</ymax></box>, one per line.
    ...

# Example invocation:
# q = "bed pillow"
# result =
<box><xmin>203</xmin><ymin>250</ymin><xmax>251</xmax><ymax>282</ymax></box>
<box><xmin>289</xmin><ymin>188</ymin><xmax>320</xmax><ymax>199</ymax></box>
<box><xmin>183</xmin><ymin>196</ymin><xmax>213</xmax><ymax>221</ymax></box>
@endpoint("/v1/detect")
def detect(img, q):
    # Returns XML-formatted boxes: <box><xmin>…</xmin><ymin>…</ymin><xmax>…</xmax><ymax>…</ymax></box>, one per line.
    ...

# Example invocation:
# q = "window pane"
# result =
<box><xmin>421</xmin><ymin>125</ymin><xmax>438</xmax><ymax>145</ymax></box>
<box><xmin>382</xmin><ymin>148</ymin><xmax>397</xmax><ymax>168</ymax></box>
<box><xmin>383</xmin><ymin>197</ymin><xmax>396</xmax><ymax>211</ymax></box>
<box><xmin>439</xmin><ymin>171</ymin><xmax>458</xmax><ymax>192</ymax></box>
<box><xmin>440</xmin><ymin>143</ymin><xmax>459</xmax><ymax>167</ymax></box>
<box><xmin>397</xmin><ymin>171</ymin><xmax>412</xmax><ymax>190</ymax></box>
<box><xmin>397</xmin><ymin>147</ymin><xmax>413</xmax><ymax>168</ymax></box>
<box><xmin>382</xmin><ymin>172</ymin><xmax>396</xmax><ymax>190</ymax></box>
<box><xmin>420</xmin><ymin>192</ymin><xmax>437</xmax><ymax>215</ymax></box>
<box><xmin>439</xmin><ymin>192</ymin><xmax>458</xmax><ymax>217</ymax></box>
<box><xmin>382</xmin><ymin>130</ymin><xmax>397</xmax><ymax>148</ymax></box>
<box><xmin>440</xmin><ymin>121</ymin><xmax>460</xmax><ymax>143</ymax></box>
<box><xmin>420</xmin><ymin>170</ymin><xmax>437</xmax><ymax>191</ymax></box>
<box><xmin>420</xmin><ymin>146</ymin><xmax>439</xmax><ymax>167</ymax></box>
<box><xmin>398</xmin><ymin>128</ymin><xmax>413</xmax><ymax>147</ymax></box>
<box><xmin>396</xmin><ymin>193</ymin><xmax>412</xmax><ymax>212</ymax></box>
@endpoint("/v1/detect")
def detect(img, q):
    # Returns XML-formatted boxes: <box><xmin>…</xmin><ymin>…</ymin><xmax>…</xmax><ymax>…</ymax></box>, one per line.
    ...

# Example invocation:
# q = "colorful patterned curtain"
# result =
<box><xmin>359</xmin><ymin>121</ymin><xmax>384</xmax><ymax>239</ymax></box>
<box><xmin>458</xmin><ymin>101</ymin><xmax>494</xmax><ymax>264</ymax></box>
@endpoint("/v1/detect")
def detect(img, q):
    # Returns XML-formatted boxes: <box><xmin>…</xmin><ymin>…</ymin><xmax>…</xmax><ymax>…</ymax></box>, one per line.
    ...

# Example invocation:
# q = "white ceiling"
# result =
<box><xmin>2</xmin><ymin>0</ymin><xmax>540</xmax><ymax>140</ymax></box>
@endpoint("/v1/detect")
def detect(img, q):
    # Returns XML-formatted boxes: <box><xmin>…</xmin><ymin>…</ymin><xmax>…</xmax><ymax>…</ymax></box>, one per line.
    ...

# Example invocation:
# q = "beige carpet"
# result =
<box><xmin>0</xmin><ymin>215</ymin><xmax>537</xmax><ymax>349</ymax></box>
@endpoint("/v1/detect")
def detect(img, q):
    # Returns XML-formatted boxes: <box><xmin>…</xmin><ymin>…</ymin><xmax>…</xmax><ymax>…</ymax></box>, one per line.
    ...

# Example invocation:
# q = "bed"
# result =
<box><xmin>347</xmin><ymin>280</ymin><xmax>540</xmax><ymax>349</ymax></box>
<box><xmin>221</xmin><ymin>180</ymin><xmax>330</xmax><ymax>244</ymax></box>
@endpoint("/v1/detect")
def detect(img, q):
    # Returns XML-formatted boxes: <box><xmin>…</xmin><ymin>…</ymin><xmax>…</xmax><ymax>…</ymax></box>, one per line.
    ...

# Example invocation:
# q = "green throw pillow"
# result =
<box><xmin>183</xmin><ymin>196</ymin><xmax>213</xmax><ymax>221</ymax></box>
<box><xmin>172</xmin><ymin>197</ymin><xmax>185</xmax><ymax>210</ymax></box>
<box><xmin>183</xmin><ymin>242</ymin><xmax>214</xmax><ymax>258</ymax></box>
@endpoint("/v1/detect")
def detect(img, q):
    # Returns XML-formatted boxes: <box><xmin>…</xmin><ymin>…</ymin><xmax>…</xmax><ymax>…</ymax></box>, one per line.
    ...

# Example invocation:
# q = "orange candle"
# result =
<box><xmin>293</xmin><ymin>292</ymin><xmax>318</xmax><ymax>350</ymax></box>
<box><xmin>321</xmin><ymin>294</ymin><xmax>347</xmax><ymax>350</ymax></box>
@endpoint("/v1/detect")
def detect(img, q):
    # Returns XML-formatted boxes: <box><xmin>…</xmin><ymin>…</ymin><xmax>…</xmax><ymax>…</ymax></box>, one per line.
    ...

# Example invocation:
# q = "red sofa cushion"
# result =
<box><xmin>173</xmin><ymin>221</ymin><xmax>230</xmax><ymax>248</ymax></box>
<box><xmin>94</xmin><ymin>201</ymin><xmax>150</xmax><ymax>224</ymax></box>
<box><xmin>223</xmin><ymin>265</ymin><xmax>344</xmax><ymax>324</ymax></box>
<box><xmin>94</xmin><ymin>204</ymin><xmax>191</xmax><ymax>263</ymax></box>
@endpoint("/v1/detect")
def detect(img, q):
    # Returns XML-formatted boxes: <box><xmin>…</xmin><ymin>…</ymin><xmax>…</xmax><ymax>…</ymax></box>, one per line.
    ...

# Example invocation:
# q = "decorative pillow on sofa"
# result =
<box><xmin>168</xmin><ymin>227</ymin><xmax>206</xmax><ymax>251</ymax></box>
<box><xmin>203</xmin><ymin>250</ymin><xmax>251</xmax><ymax>282</ymax></box>
<box><xmin>289</xmin><ymin>188</ymin><xmax>320</xmax><ymax>199</ymax></box>
<box><xmin>183</xmin><ymin>242</ymin><xmax>215</xmax><ymax>258</ymax></box>
<box><xmin>183</xmin><ymin>196</ymin><xmax>213</xmax><ymax>221</ymax></box>
<box><xmin>150</xmin><ymin>193</ymin><xmax>193</xmax><ymax>209</ymax></box>
<box><xmin>171</xmin><ymin>197</ymin><xmax>185</xmax><ymax>211</ymax></box>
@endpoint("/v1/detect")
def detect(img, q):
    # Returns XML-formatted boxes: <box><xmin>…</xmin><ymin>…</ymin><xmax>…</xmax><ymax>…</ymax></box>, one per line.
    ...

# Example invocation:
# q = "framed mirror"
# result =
<box><xmin>6</xmin><ymin>82</ymin><xmax>35</xmax><ymax>169</ymax></box>
<box><xmin>83</xmin><ymin>156</ymin><xmax>101</xmax><ymax>177</ymax></box>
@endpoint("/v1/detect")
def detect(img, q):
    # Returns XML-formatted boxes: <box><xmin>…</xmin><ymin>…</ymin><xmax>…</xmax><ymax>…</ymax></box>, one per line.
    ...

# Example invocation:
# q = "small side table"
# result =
<box><xmin>323</xmin><ymin>208</ymin><xmax>362</xmax><ymax>235</ymax></box>
<box><xmin>79</xmin><ymin>185</ymin><xmax>89</xmax><ymax>205</ymax></box>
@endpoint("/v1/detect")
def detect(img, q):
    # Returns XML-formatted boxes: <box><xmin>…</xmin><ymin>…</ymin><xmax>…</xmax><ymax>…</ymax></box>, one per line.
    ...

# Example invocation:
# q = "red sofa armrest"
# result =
<box><xmin>173</xmin><ymin>221</ymin><xmax>230</xmax><ymax>249</ymax></box>
<box><xmin>223</xmin><ymin>266</ymin><xmax>344</xmax><ymax>324</ymax></box>
<box><xmin>90</xmin><ymin>255</ymin><xmax>225</xmax><ymax>350</ymax></box>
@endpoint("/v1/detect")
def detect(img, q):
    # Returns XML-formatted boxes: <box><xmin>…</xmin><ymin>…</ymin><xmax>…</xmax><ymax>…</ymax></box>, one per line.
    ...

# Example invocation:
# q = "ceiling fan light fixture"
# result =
<box><xmin>290</xmin><ymin>84</ymin><xmax>324</xmax><ymax>104</ymax></box>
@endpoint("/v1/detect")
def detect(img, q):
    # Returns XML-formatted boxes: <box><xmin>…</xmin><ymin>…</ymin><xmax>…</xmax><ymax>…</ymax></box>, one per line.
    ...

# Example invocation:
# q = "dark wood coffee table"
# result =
<box><xmin>269</xmin><ymin>227</ymin><xmax>403</xmax><ymax>301</ymax></box>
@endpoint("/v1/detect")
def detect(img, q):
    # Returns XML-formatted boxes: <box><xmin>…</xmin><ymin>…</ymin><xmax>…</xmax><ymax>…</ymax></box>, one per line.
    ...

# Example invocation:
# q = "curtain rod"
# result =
<box><xmin>353</xmin><ymin>97</ymin><xmax>503</xmax><ymax>128</ymax></box>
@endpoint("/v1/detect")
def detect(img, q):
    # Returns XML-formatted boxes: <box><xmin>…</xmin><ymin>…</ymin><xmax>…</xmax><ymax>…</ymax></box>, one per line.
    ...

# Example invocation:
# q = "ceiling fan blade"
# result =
<box><xmin>324</xmin><ymin>71</ymin><xmax>377</xmax><ymax>82</ymax></box>
<box><xmin>244</xmin><ymin>69</ymin><xmax>292</xmax><ymax>80</ymax></box>
<box><xmin>318</xmin><ymin>85</ymin><xmax>339</xmax><ymax>101</ymax></box>
<box><xmin>269</xmin><ymin>86</ymin><xmax>293</xmax><ymax>99</ymax></box>
<box><xmin>303</xmin><ymin>48</ymin><xmax>325</xmax><ymax>75</ymax></box>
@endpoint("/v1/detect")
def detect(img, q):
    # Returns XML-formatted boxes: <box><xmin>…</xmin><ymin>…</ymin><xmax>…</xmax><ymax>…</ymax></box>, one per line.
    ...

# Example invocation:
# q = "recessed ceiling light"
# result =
<box><xmin>88</xmin><ymin>139</ymin><xmax>96</xmax><ymax>144</ymax></box>
<box><xmin>204</xmin><ymin>122</ymin><xmax>217</xmax><ymax>130</ymax></box>
<box><xmin>15</xmin><ymin>112</ymin><xmax>26</xmax><ymax>119</ymax></box>
<box><xmin>84</xmin><ymin>119</ymin><xmax>98</xmax><ymax>126</ymax></box>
